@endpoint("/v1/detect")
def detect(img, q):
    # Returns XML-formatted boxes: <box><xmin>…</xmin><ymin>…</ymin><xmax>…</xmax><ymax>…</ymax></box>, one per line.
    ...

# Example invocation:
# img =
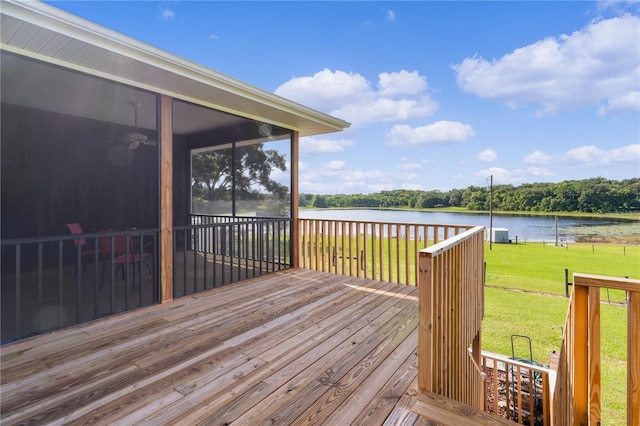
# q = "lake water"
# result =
<box><xmin>299</xmin><ymin>209</ymin><xmax>624</xmax><ymax>242</ymax></box>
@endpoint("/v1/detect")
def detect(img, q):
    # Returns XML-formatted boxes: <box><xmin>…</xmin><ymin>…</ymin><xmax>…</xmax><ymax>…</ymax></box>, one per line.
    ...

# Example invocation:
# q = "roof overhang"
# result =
<box><xmin>0</xmin><ymin>0</ymin><xmax>350</xmax><ymax>137</ymax></box>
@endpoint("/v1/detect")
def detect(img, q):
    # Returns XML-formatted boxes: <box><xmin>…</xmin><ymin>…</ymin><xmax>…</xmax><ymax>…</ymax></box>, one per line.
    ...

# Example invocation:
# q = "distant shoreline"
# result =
<box><xmin>299</xmin><ymin>207</ymin><xmax>640</xmax><ymax>244</ymax></box>
<box><xmin>300</xmin><ymin>206</ymin><xmax>640</xmax><ymax>222</ymax></box>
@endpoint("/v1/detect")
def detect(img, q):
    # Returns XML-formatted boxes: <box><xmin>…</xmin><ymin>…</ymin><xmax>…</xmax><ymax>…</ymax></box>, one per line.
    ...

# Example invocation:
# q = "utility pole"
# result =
<box><xmin>489</xmin><ymin>174</ymin><xmax>493</xmax><ymax>251</ymax></box>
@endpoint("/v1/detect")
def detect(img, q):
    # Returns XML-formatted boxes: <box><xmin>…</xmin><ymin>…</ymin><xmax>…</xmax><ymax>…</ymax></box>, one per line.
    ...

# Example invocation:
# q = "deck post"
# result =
<box><xmin>588</xmin><ymin>286</ymin><xmax>601</xmax><ymax>424</ymax></box>
<box><xmin>291</xmin><ymin>130</ymin><xmax>299</xmax><ymax>268</ymax></box>
<box><xmin>159</xmin><ymin>94</ymin><xmax>173</xmax><ymax>302</ymax></box>
<box><xmin>572</xmin><ymin>284</ymin><xmax>588</xmax><ymax>425</ymax></box>
<box><xmin>629</xmin><ymin>291</ymin><xmax>640</xmax><ymax>425</ymax></box>
<box><xmin>418</xmin><ymin>250</ymin><xmax>433</xmax><ymax>392</ymax></box>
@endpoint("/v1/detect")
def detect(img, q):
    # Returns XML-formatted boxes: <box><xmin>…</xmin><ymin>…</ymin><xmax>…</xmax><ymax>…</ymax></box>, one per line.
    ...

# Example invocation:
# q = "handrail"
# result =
<box><xmin>552</xmin><ymin>273</ymin><xmax>640</xmax><ymax>425</ymax></box>
<box><xmin>417</xmin><ymin>226</ymin><xmax>485</xmax><ymax>409</ymax></box>
<box><xmin>482</xmin><ymin>350</ymin><xmax>553</xmax><ymax>425</ymax></box>
<box><xmin>298</xmin><ymin>218</ymin><xmax>473</xmax><ymax>286</ymax></box>
<box><xmin>0</xmin><ymin>227</ymin><xmax>159</xmax><ymax>246</ymax></box>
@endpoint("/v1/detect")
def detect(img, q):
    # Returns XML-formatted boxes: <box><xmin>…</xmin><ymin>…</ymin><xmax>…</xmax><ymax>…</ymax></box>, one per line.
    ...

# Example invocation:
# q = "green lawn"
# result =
<box><xmin>483</xmin><ymin>242</ymin><xmax>637</xmax><ymax>425</ymax></box>
<box><xmin>485</xmin><ymin>241</ymin><xmax>639</xmax><ymax>302</ymax></box>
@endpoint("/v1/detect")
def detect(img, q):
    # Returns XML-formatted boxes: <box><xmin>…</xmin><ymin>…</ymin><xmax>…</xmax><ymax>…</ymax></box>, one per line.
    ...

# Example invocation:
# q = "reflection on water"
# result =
<box><xmin>300</xmin><ymin>209</ymin><xmax>626</xmax><ymax>242</ymax></box>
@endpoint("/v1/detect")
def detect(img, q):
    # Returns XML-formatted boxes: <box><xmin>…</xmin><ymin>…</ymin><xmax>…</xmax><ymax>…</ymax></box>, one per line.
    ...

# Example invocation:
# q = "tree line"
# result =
<box><xmin>299</xmin><ymin>177</ymin><xmax>640</xmax><ymax>214</ymax></box>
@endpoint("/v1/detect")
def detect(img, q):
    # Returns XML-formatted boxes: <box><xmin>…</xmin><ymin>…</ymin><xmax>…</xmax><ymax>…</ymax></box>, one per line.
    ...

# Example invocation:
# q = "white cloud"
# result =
<box><xmin>378</xmin><ymin>70</ymin><xmax>427</xmax><ymax>97</ymax></box>
<box><xmin>159</xmin><ymin>7</ymin><xmax>175</xmax><ymax>20</ymax></box>
<box><xmin>564</xmin><ymin>145</ymin><xmax>604</xmax><ymax>163</ymax></box>
<box><xmin>524</xmin><ymin>150</ymin><xmax>554</xmax><ymax>164</ymax></box>
<box><xmin>605</xmin><ymin>143</ymin><xmax>640</xmax><ymax>162</ymax></box>
<box><xmin>299</xmin><ymin>137</ymin><xmax>355</xmax><ymax>155</ymax></box>
<box><xmin>333</xmin><ymin>98</ymin><xmax>437</xmax><ymax>126</ymax></box>
<box><xmin>209</xmin><ymin>34</ymin><xmax>219</xmax><ymax>40</ymax></box>
<box><xmin>476</xmin><ymin>167</ymin><xmax>524</xmax><ymax>185</ymax></box>
<box><xmin>275</xmin><ymin>69</ymin><xmax>370</xmax><ymax>113</ymax></box>
<box><xmin>386</xmin><ymin>10</ymin><xmax>397</xmax><ymax>22</ymax></box>
<box><xmin>564</xmin><ymin>143</ymin><xmax>640</xmax><ymax>165</ymax></box>
<box><xmin>397</xmin><ymin>157</ymin><xmax>423</xmax><ymax>170</ymax></box>
<box><xmin>299</xmin><ymin>164</ymin><xmax>423</xmax><ymax>194</ymax></box>
<box><xmin>527</xmin><ymin>167</ymin><xmax>556</xmax><ymax>177</ymax></box>
<box><xmin>326</xmin><ymin>160</ymin><xmax>346</xmax><ymax>171</ymax></box>
<box><xmin>275</xmin><ymin>68</ymin><xmax>438</xmax><ymax>127</ymax></box>
<box><xmin>385</xmin><ymin>121</ymin><xmax>475</xmax><ymax>146</ymax></box>
<box><xmin>476</xmin><ymin>149</ymin><xmax>497</xmax><ymax>163</ymax></box>
<box><xmin>597</xmin><ymin>91</ymin><xmax>640</xmax><ymax>115</ymax></box>
<box><xmin>525</xmin><ymin>144</ymin><xmax>640</xmax><ymax>168</ymax></box>
<box><xmin>597</xmin><ymin>1</ymin><xmax>640</xmax><ymax>13</ymax></box>
<box><xmin>453</xmin><ymin>15</ymin><xmax>640</xmax><ymax>115</ymax></box>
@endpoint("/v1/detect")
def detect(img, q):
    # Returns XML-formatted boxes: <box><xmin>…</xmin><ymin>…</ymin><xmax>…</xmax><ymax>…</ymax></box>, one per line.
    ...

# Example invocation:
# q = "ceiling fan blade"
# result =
<box><xmin>94</xmin><ymin>102</ymin><xmax>157</xmax><ymax>149</ymax></box>
<box><xmin>95</xmin><ymin>136</ymin><xmax>131</xmax><ymax>144</ymax></box>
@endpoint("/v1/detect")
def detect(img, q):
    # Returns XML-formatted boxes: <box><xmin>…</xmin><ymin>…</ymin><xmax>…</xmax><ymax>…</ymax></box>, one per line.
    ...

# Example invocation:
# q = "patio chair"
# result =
<box><xmin>99</xmin><ymin>232</ymin><xmax>151</xmax><ymax>288</ymax></box>
<box><xmin>65</xmin><ymin>222</ymin><xmax>98</xmax><ymax>275</ymax></box>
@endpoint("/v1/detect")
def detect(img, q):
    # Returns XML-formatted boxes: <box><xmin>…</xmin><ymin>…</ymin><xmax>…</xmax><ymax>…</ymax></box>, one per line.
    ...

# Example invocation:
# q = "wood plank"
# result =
<box><xmin>383</xmin><ymin>407</ymin><xmax>419</xmax><ymax>426</ymax></box>
<box><xmin>323</xmin><ymin>329</ymin><xmax>418</xmax><ymax>424</ymax></box>
<box><xmin>290</xmin><ymin>313</ymin><xmax>418</xmax><ymax>424</ymax></box>
<box><xmin>412</xmin><ymin>392</ymin><xmax>515</xmax><ymax>426</ymax></box>
<box><xmin>167</xmin><ymin>280</ymin><xmax>394</xmax><ymax>398</ymax></box>
<box><xmin>183</xmin><ymin>287</ymin><xmax>418</xmax><ymax>425</ymax></box>
<box><xmin>0</xmin><ymin>269</ymin><xmax>507</xmax><ymax>426</ymax></box>
<box><xmin>352</xmin><ymin>350</ymin><xmax>418</xmax><ymax>425</ymax></box>
<box><xmin>574</xmin><ymin>273</ymin><xmax>640</xmax><ymax>292</ymax></box>
<box><xmin>133</xmin><ymin>277</ymin><xmax>417</xmax><ymax>425</ymax></box>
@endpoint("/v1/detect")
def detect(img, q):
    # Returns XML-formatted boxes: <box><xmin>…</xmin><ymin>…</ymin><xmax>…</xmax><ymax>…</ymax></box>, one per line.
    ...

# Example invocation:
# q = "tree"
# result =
<box><xmin>298</xmin><ymin>177</ymin><xmax>639</xmax><ymax>214</ymax></box>
<box><xmin>311</xmin><ymin>195</ymin><xmax>327</xmax><ymax>208</ymax></box>
<box><xmin>192</xmin><ymin>144</ymin><xmax>288</xmax><ymax>203</ymax></box>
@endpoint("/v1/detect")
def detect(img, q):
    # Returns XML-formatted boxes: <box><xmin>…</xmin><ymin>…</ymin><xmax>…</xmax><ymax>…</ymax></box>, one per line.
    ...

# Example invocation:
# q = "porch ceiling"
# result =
<box><xmin>0</xmin><ymin>1</ymin><xmax>350</xmax><ymax>137</ymax></box>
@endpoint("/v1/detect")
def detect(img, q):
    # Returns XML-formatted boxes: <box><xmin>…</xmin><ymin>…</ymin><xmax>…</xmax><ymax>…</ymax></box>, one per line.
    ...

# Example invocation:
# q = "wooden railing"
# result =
<box><xmin>298</xmin><ymin>218</ymin><xmax>473</xmax><ymax>286</ymax></box>
<box><xmin>552</xmin><ymin>273</ymin><xmax>640</xmax><ymax>425</ymax></box>
<box><xmin>482</xmin><ymin>350</ymin><xmax>553</xmax><ymax>425</ymax></box>
<box><xmin>417</xmin><ymin>226</ymin><xmax>485</xmax><ymax>409</ymax></box>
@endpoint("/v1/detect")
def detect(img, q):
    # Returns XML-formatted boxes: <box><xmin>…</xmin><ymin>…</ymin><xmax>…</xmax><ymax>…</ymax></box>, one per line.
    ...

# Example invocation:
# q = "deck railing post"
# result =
<box><xmin>572</xmin><ymin>284</ymin><xmax>589</xmax><ymax>425</ymax></box>
<box><xmin>588</xmin><ymin>286</ymin><xmax>601</xmax><ymax>425</ymax></box>
<box><xmin>552</xmin><ymin>274</ymin><xmax>639</xmax><ymax>426</ymax></box>
<box><xmin>629</xmin><ymin>291</ymin><xmax>640</xmax><ymax>425</ymax></box>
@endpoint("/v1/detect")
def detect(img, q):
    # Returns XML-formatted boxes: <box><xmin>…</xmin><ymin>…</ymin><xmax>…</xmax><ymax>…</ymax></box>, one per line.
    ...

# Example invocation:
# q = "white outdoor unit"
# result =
<box><xmin>492</xmin><ymin>228</ymin><xmax>510</xmax><ymax>243</ymax></box>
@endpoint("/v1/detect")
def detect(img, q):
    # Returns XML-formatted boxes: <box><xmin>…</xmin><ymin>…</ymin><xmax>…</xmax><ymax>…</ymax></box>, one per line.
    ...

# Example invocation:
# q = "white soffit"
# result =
<box><xmin>0</xmin><ymin>1</ymin><xmax>350</xmax><ymax>137</ymax></box>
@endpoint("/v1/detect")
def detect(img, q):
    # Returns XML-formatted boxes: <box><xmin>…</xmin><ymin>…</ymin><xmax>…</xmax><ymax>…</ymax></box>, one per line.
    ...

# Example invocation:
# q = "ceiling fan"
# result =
<box><xmin>103</xmin><ymin>101</ymin><xmax>157</xmax><ymax>150</ymax></box>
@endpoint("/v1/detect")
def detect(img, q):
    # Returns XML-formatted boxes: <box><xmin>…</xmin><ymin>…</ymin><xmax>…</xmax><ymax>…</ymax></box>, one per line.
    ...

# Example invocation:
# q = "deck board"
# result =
<box><xmin>0</xmin><ymin>268</ymin><xmax>509</xmax><ymax>425</ymax></box>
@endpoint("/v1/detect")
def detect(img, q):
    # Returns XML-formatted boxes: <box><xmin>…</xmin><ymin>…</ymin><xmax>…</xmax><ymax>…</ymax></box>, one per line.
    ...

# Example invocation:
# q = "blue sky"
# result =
<box><xmin>49</xmin><ymin>1</ymin><xmax>640</xmax><ymax>194</ymax></box>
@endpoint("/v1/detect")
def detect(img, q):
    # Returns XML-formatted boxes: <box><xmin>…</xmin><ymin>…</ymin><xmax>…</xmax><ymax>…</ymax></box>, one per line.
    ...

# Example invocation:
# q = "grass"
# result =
<box><xmin>485</xmin><ymin>241</ymin><xmax>639</xmax><ymax>302</ymax></box>
<box><xmin>483</xmin><ymin>242</ymin><xmax>637</xmax><ymax>425</ymax></box>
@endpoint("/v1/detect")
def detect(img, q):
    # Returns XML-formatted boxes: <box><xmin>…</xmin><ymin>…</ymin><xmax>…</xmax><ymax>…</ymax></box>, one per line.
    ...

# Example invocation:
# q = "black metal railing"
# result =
<box><xmin>172</xmin><ymin>216</ymin><xmax>292</xmax><ymax>297</ymax></box>
<box><xmin>0</xmin><ymin>228</ymin><xmax>158</xmax><ymax>345</ymax></box>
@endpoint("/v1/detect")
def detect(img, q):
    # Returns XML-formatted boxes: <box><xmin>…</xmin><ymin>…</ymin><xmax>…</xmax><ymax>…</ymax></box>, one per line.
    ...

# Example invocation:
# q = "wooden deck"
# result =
<box><xmin>0</xmin><ymin>268</ymin><xmax>508</xmax><ymax>425</ymax></box>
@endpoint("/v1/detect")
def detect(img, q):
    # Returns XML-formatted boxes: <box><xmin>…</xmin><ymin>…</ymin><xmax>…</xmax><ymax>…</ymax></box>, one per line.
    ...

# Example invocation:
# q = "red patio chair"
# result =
<box><xmin>99</xmin><ymin>232</ymin><xmax>150</xmax><ymax>288</ymax></box>
<box><xmin>65</xmin><ymin>222</ymin><xmax>98</xmax><ymax>275</ymax></box>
